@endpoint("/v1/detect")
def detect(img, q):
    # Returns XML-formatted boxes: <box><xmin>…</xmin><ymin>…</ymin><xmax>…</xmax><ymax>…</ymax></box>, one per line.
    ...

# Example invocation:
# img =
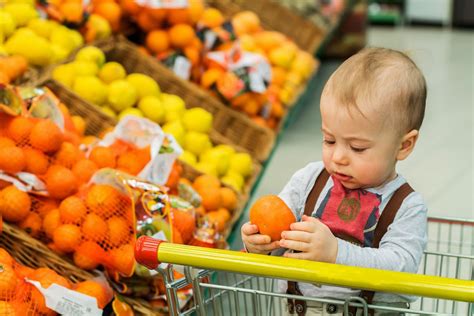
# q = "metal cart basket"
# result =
<box><xmin>135</xmin><ymin>216</ymin><xmax>474</xmax><ymax>315</ymax></box>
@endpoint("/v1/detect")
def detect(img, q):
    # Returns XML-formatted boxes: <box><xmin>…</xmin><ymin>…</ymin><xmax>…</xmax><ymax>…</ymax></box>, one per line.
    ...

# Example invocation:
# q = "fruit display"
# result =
<box><xmin>0</xmin><ymin>247</ymin><xmax>112</xmax><ymax>314</ymax></box>
<box><xmin>0</xmin><ymin>55</ymin><xmax>28</xmax><ymax>85</ymax></box>
<box><xmin>119</xmin><ymin>1</ymin><xmax>318</xmax><ymax>130</ymax></box>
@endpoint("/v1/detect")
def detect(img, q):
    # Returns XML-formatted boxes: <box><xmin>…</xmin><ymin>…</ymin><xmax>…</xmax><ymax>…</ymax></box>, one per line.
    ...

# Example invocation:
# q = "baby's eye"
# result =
<box><xmin>351</xmin><ymin>146</ymin><xmax>367</xmax><ymax>153</ymax></box>
<box><xmin>323</xmin><ymin>139</ymin><xmax>335</xmax><ymax>145</ymax></box>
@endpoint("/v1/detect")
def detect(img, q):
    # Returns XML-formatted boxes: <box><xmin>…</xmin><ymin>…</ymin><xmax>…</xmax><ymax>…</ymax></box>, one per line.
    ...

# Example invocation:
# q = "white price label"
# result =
<box><xmin>135</xmin><ymin>0</ymin><xmax>188</xmax><ymax>8</ymax></box>
<box><xmin>173</xmin><ymin>56</ymin><xmax>192</xmax><ymax>80</ymax></box>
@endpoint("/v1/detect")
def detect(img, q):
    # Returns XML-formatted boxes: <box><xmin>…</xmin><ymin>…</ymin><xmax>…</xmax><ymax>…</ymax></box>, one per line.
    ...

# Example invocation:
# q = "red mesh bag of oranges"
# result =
<box><xmin>0</xmin><ymin>247</ymin><xmax>113</xmax><ymax>315</ymax></box>
<box><xmin>87</xmin><ymin>116</ymin><xmax>182</xmax><ymax>185</ymax></box>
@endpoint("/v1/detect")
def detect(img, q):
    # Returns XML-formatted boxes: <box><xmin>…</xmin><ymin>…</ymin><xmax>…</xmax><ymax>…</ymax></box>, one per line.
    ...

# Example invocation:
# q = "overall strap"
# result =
<box><xmin>286</xmin><ymin>169</ymin><xmax>330</xmax><ymax>316</ymax></box>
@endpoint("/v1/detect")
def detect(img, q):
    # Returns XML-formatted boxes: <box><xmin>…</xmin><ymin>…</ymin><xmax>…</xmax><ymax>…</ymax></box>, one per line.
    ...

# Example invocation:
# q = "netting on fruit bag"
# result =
<box><xmin>90</xmin><ymin>116</ymin><xmax>183</xmax><ymax>184</ymax></box>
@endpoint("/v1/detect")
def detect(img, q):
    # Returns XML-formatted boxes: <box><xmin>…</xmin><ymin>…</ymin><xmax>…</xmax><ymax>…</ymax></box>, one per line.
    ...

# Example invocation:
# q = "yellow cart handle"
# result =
<box><xmin>135</xmin><ymin>236</ymin><xmax>474</xmax><ymax>303</ymax></box>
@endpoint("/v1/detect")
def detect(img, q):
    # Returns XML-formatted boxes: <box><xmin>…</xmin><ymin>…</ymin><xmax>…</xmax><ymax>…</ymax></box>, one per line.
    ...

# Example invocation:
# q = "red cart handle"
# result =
<box><xmin>135</xmin><ymin>236</ymin><xmax>165</xmax><ymax>269</ymax></box>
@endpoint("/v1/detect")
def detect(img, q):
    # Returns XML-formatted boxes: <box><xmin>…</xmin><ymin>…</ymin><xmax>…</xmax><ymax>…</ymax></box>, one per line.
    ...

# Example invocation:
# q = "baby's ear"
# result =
<box><xmin>396</xmin><ymin>130</ymin><xmax>419</xmax><ymax>161</ymax></box>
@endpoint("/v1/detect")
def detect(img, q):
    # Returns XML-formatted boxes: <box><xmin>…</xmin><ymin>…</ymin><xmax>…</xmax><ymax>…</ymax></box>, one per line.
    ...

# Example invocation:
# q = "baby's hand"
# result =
<box><xmin>279</xmin><ymin>215</ymin><xmax>338</xmax><ymax>263</ymax></box>
<box><xmin>241</xmin><ymin>222</ymin><xmax>280</xmax><ymax>255</ymax></box>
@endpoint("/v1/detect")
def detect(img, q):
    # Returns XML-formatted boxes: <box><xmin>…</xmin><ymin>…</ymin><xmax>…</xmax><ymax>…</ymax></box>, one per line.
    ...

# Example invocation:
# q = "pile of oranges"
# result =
<box><xmin>0</xmin><ymin>248</ymin><xmax>111</xmax><ymax>314</ymax></box>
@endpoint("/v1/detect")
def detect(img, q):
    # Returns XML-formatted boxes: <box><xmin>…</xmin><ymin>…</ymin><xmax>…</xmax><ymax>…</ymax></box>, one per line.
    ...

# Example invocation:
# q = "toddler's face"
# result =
<box><xmin>320</xmin><ymin>93</ymin><xmax>402</xmax><ymax>189</ymax></box>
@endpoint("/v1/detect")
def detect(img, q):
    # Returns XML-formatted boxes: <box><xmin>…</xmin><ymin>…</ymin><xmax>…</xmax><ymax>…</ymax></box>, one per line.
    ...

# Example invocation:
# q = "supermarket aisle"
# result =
<box><xmin>230</xmin><ymin>26</ymin><xmax>473</xmax><ymax>249</ymax></box>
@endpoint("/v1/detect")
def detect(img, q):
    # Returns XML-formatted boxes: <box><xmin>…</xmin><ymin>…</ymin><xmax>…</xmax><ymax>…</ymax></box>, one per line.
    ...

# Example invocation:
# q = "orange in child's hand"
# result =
<box><xmin>0</xmin><ymin>185</ymin><xmax>31</xmax><ymax>223</ymax></box>
<box><xmin>72</xmin><ymin>159</ymin><xmax>98</xmax><ymax>184</ymax></box>
<box><xmin>249</xmin><ymin>195</ymin><xmax>296</xmax><ymax>241</ymax></box>
<box><xmin>6</xmin><ymin>116</ymin><xmax>35</xmax><ymax>144</ymax></box>
<box><xmin>18</xmin><ymin>212</ymin><xmax>42</xmax><ymax>237</ymax></box>
<box><xmin>85</xmin><ymin>184</ymin><xmax>121</xmax><ymax>218</ymax></box>
<box><xmin>53</xmin><ymin>224</ymin><xmax>82</xmax><ymax>253</ymax></box>
<box><xmin>0</xmin><ymin>263</ymin><xmax>18</xmax><ymax>300</ymax></box>
<box><xmin>82</xmin><ymin>213</ymin><xmax>108</xmax><ymax>242</ymax></box>
<box><xmin>89</xmin><ymin>146</ymin><xmax>117</xmax><ymax>169</ymax></box>
<box><xmin>146</xmin><ymin>30</ymin><xmax>169</xmax><ymax>54</ymax></box>
<box><xmin>74</xmin><ymin>280</ymin><xmax>109</xmax><ymax>309</ymax></box>
<box><xmin>54</xmin><ymin>142</ymin><xmax>84</xmax><ymax>169</ymax></box>
<box><xmin>42</xmin><ymin>208</ymin><xmax>61</xmax><ymax>239</ymax></box>
<box><xmin>169</xmin><ymin>23</ymin><xmax>195</xmax><ymax>49</ymax></box>
<box><xmin>24</xmin><ymin>148</ymin><xmax>49</xmax><ymax>175</ymax></box>
<box><xmin>45</xmin><ymin>165</ymin><xmax>78</xmax><ymax>199</ymax></box>
<box><xmin>106</xmin><ymin>216</ymin><xmax>130</xmax><ymax>247</ymax></box>
<box><xmin>0</xmin><ymin>146</ymin><xmax>26</xmax><ymax>174</ymax></box>
<box><xmin>29</xmin><ymin>120</ymin><xmax>63</xmax><ymax>154</ymax></box>
<box><xmin>59</xmin><ymin>196</ymin><xmax>87</xmax><ymax>224</ymax></box>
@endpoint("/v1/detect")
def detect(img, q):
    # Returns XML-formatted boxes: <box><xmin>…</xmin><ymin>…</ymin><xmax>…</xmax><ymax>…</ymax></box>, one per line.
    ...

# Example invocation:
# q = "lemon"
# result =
<box><xmin>75</xmin><ymin>46</ymin><xmax>106</xmax><ymax>68</ymax></box>
<box><xmin>73</xmin><ymin>76</ymin><xmax>107</xmax><ymax>105</ymax></box>
<box><xmin>107</xmin><ymin>80</ymin><xmax>138</xmax><ymax>112</ymax></box>
<box><xmin>27</xmin><ymin>18</ymin><xmax>54</xmax><ymax>38</ymax></box>
<box><xmin>5</xmin><ymin>31</ymin><xmax>52</xmax><ymax>66</ymax></box>
<box><xmin>126</xmin><ymin>73</ymin><xmax>160</xmax><ymax>99</ymax></box>
<box><xmin>0</xmin><ymin>46</ymin><xmax>7</xmax><ymax>56</ymax></box>
<box><xmin>182</xmin><ymin>108</ymin><xmax>213</xmax><ymax>133</ymax></box>
<box><xmin>50</xmin><ymin>44</ymin><xmax>69</xmax><ymax>63</ymax></box>
<box><xmin>4</xmin><ymin>3</ymin><xmax>38</xmax><ymax>26</ymax></box>
<box><xmin>100</xmin><ymin>106</ymin><xmax>116</xmax><ymax>118</ymax></box>
<box><xmin>71</xmin><ymin>60</ymin><xmax>99</xmax><ymax>76</ymax></box>
<box><xmin>52</xmin><ymin>64</ymin><xmax>76</xmax><ymax>88</ymax></box>
<box><xmin>161</xmin><ymin>93</ymin><xmax>186</xmax><ymax>122</ymax></box>
<box><xmin>0</xmin><ymin>11</ymin><xmax>16</xmax><ymax>38</ymax></box>
<box><xmin>87</xmin><ymin>14</ymin><xmax>111</xmax><ymax>40</ymax></box>
<box><xmin>200</xmin><ymin>147</ymin><xmax>230</xmax><ymax>176</ymax></box>
<box><xmin>179</xmin><ymin>150</ymin><xmax>197</xmax><ymax>166</ymax></box>
<box><xmin>214</xmin><ymin>144</ymin><xmax>236</xmax><ymax>156</ymax></box>
<box><xmin>118</xmin><ymin>108</ymin><xmax>144</xmax><ymax>121</ymax></box>
<box><xmin>222</xmin><ymin>170</ymin><xmax>245</xmax><ymax>192</ymax></box>
<box><xmin>137</xmin><ymin>95</ymin><xmax>165</xmax><ymax>123</ymax></box>
<box><xmin>163</xmin><ymin>120</ymin><xmax>186</xmax><ymax>146</ymax></box>
<box><xmin>229</xmin><ymin>153</ymin><xmax>253</xmax><ymax>178</ymax></box>
<box><xmin>195</xmin><ymin>161</ymin><xmax>218</xmax><ymax>177</ymax></box>
<box><xmin>98</xmin><ymin>62</ymin><xmax>126</xmax><ymax>84</ymax></box>
<box><xmin>49</xmin><ymin>26</ymin><xmax>76</xmax><ymax>54</ymax></box>
<box><xmin>184</xmin><ymin>131</ymin><xmax>212</xmax><ymax>156</ymax></box>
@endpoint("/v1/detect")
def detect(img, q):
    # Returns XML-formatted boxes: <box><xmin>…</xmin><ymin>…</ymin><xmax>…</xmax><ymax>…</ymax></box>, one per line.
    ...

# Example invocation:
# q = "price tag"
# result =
<box><xmin>135</xmin><ymin>0</ymin><xmax>188</xmax><ymax>9</ymax></box>
<box><xmin>173</xmin><ymin>56</ymin><xmax>192</xmax><ymax>80</ymax></box>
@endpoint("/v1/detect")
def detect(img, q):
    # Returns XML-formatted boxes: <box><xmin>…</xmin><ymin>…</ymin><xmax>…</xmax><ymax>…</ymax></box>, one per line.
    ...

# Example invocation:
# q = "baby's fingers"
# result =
<box><xmin>247</xmin><ymin>234</ymin><xmax>271</xmax><ymax>245</ymax></box>
<box><xmin>255</xmin><ymin>241</ymin><xmax>280</xmax><ymax>252</ymax></box>
<box><xmin>242</xmin><ymin>222</ymin><xmax>259</xmax><ymax>235</ymax></box>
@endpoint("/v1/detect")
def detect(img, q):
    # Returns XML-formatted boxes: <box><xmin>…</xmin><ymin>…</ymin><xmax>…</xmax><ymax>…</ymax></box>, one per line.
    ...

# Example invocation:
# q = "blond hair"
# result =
<box><xmin>324</xmin><ymin>47</ymin><xmax>427</xmax><ymax>134</ymax></box>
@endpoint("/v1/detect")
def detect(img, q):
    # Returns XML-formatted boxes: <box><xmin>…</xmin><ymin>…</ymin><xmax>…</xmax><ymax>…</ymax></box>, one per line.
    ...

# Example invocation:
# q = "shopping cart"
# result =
<box><xmin>135</xmin><ymin>216</ymin><xmax>474</xmax><ymax>316</ymax></box>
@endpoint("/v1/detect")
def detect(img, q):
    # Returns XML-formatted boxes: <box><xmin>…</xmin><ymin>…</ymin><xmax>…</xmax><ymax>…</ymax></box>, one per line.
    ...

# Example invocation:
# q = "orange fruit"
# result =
<box><xmin>0</xmin><ymin>146</ymin><xmax>26</xmax><ymax>174</ymax></box>
<box><xmin>148</xmin><ymin>8</ymin><xmax>167</xmax><ymax>21</ymax></box>
<box><xmin>24</xmin><ymin>148</ymin><xmax>50</xmax><ymax>175</ymax></box>
<box><xmin>85</xmin><ymin>184</ymin><xmax>121</xmax><ymax>218</ymax></box>
<box><xmin>59</xmin><ymin>1</ymin><xmax>83</xmax><ymax>23</ymax></box>
<box><xmin>167</xmin><ymin>8</ymin><xmax>189</xmax><ymax>25</ymax></box>
<box><xmin>0</xmin><ymin>249</ymin><xmax>13</xmax><ymax>266</ymax></box>
<box><xmin>42</xmin><ymin>209</ymin><xmax>61</xmax><ymax>239</ymax></box>
<box><xmin>0</xmin><ymin>137</ymin><xmax>15</xmax><ymax>149</ymax></box>
<box><xmin>18</xmin><ymin>212</ymin><xmax>42</xmax><ymax>237</ymax></box>
<box><xmin>106</xmin><ymin>216</ymin><xmax>130</xmax><ymax>247</ymax></box>
<box><xmin>59</xmin><ymin>196</ymin><xmax>87</xmax><ymax>224</ymax></box>
<box><xmin>75</xmin><ymin>280</ymin><xmax>108</xmax><ymax>309</ymax></box>
<box><xmin>117</xmin><ymin>151</ymin><xmax>148</xmax><ymax>175</ymax></box>
<box><xmin>197</xmin><ymin>187</ymin><xmax>222</xmax><ymax>211</ymax></box>
<box><xmin>30</xmin><ymin>288</ymin><xmax>55</xmax><ymax>315</ymax></box>
<box><xmin>30</xmin><ymin>267</ymin><xmax>72</xmax><ymax>289</ymax></box>
<box><xmin>45</xmin><ymin>165</ymin><xmax>78</xmax><ymax>199</ymax></box>
<box><xmin>93</xmin><ymin>1</ymin><xmax>122</xmax><ymax>31</ymax></box>
<box><xmin>193</xmin><ymin>174</ymin><xmax>221</xmax><ymax>192</ymax></box>
<box><xmin>187</xmin><ymin>0</ymin><xmax>204</xmax><ymax>23</ymax></box>
<box><xmin>232</xmin><ymin>11</ymin><xmax>261</xmax><ymax>35</ymax></box>
<box><xmin>82</xmin><ymin>213</ymin><xmax>108</xmax><ymax>242</ymax></box>
<box><xmin>0</xmin><ymin>185</ymin><xmax>31</xmax><ymax>223</ymax></box>
<box><xmin>72</xmin><ymin>159</ymin><xmax>99</xmax><ymax>184</ymax></box>
<box><xmin>35</xmin><ymin>197</ymin><xmax>59</xmax><ymax>218</ymax></box>
<box><xmin>14</xmin><ymin>265</ymin><xmax>34</xmax><ymax>279</ymax></box>
<box><xmin>200</xmin><ymin>68</ymin><xmax>223</xmax><ymax>89</ymax></box>
<box><xmin>0</xmin><ymin>263</ymin><xmax>18</xmax><ymax>299</ymax></box>
<box><xmin>29</xmin><ymin>120</ymin><xmax>63</xmax><ymax>154</ymax></box>
<box><xmin>171</xmin><ymin>226</ymin><xmax>183</xmax><ymax>244</ymax></box>
<box><xmin>271</xmin><ymin>102</ymin><xmax>284</xmax><ymax>119</ymax></box>
<box><xmin>53</xmin><ymin>224</ymin><xmax>81</xmax><ymax>253</ymax></box>
<box><xmin>73</xmin><ymin>242</ymin><xmax>103</xmax><ymax>270</ymax></box>
<box><xmin>0</xmin><ymin>72</ymin><xmax>10</xmax><ymax>85</ymax></box>
<box><xmin>89</xmin><ymin>146</ymin><xmax>117</xmax><ymax>169</ymax></box>
<box><xmin>194</xmin><ymin>205</ymin><xmax>206</xmax><ymax>216</ymax></box>
<box><xmin>219</xmin><ymin>187</ymin><xmax>238</xmax><ymax>210</ymax></box>
<box><xmin>271</xmin><ymin>67</ymin><xmax>287</xmax><ymax>86</ymax></box>
<box><xmin>168</xmin><ymin>24</ymin><xmax>195</xmax><ymax>49</ymax></box>
<box><xmin>206</xmin><ymin>207</ymin><xmax>230</xmax><ymax>232</ymax></box>
<box><xmin>109</xmin><ymin>244</ymin><xmax>135</xmax><ymax>276</ymax></box>
<box><xmin>71</xmin><ymin>116</ymin><xmax>86</xmax><ymax>136</ymax></box>
<box><xmin>6</xmin><ymin>116</ymin><xmax>35</xmax><ymax>144</ymax></box>
<box><xmin>136</xmin><ymin>10</ymin><xmax>161</xmax><ymax>32</ymax></box>
<box><xmin>249</xmin><ymin>195</ymin><xmax>296</xmax><ymax>241</ymax></box>
<box><xmin>146</xmin><ymin>30</ymin><xmax>169</xmax><ymax>54</ymax></box>
<box><xmin>54</xmin><ymin>142</ymin><xmax>84</xmax><ymax>169</ymax></box>
<box><xmin>170</xmin><ymin>209</ymin><xmax>195</xmax><ymax>244</ymax></box>
<box><xmin>184</xmin><ymin>46</ymin><xmax>200</xmax><ymax>66</ymax></box>
<box><xmin>120</xmin><ymin>0</ymin><xmax>140</xmax><ymax>15</ymax></box>
<box><xmin>251</xmin><ymin>116</ymin><xmax>269</xmax><ymax>128</ymax></box>
<box><xmin>199</xmin><ymin>8</ymin><xmax>224</xmax><ymax>28</ymax></box>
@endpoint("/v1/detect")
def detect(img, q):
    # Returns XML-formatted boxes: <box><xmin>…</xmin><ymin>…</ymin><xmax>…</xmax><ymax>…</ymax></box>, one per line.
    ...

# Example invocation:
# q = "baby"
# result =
<box><xmin>242</xmin><ymin>47</ymin><xmax>428</xmax><ymax>315</ymax></box>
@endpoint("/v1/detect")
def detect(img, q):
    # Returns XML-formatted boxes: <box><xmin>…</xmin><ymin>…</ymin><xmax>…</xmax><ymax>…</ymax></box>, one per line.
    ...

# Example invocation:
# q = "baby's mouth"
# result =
<box><xmin>333</xmin><ymin>172</ymin><xmax>352</xmax><ymax>182</ymax></box>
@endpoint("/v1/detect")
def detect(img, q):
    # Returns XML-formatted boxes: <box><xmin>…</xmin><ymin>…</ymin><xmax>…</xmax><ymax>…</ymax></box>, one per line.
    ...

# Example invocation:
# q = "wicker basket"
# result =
<box><xmin>0</xmin><ymin>222</ymin><xmax>154</xmax><ymax>315</ymax></box>
<box><xmin>206</xmin><ymin>0</ymin><xmax>325</xmax><ymax>54</ymax></box>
